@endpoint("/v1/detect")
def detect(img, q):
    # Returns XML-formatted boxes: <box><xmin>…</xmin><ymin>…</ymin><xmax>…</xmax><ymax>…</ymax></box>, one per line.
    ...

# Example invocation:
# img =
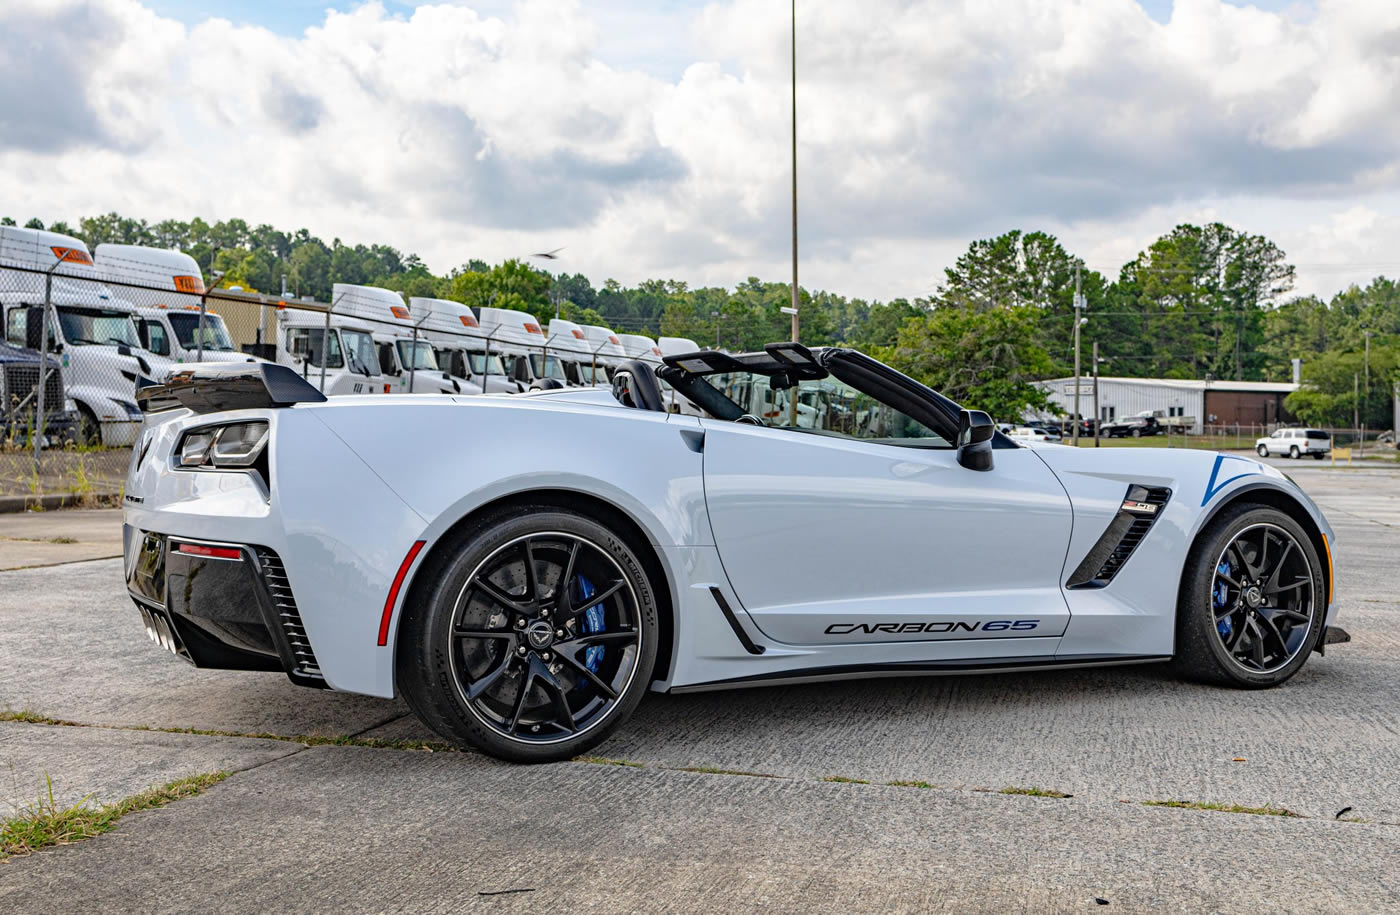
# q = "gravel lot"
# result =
<box><xmin>1</xmin><ymin>465</ymin><xmax>1397</xmax><ymax>913</ymax></box>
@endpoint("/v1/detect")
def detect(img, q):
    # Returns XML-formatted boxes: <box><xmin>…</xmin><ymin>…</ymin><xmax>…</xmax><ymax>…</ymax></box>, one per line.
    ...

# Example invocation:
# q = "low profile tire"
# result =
<box><xmin>1173</xmin><ymin>503</ymin><xmax>1325</xmax><ymax>688</ymax></box>
<box><xmin>396</xmin><ymin>506</ymin><xmax>658</xmax><ymax>763</ymax></box>
<box><xmin>1290</xmin><ymin>445</ymin><xmax>1300</xmax><ymax>459</ymax></box>
<box><xmin>1256</xmin><ymin>444</ymin><xmax>1269</xmax><ymax>457</ymax></box>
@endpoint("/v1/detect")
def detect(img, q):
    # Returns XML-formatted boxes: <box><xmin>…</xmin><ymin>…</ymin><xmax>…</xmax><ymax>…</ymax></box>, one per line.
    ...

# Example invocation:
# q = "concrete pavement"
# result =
<box><xmin>0</xmin><ymin>508</ymin><xmax>124</xmax><ymax>570</ymax></box>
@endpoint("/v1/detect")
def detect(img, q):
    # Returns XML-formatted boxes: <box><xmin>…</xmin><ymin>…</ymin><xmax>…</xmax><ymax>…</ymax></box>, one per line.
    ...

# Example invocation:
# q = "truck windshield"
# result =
<box><xmin>340</xmin><ymin>330</ymin><xmax>379</xmax><ymax>376</ymax></box>
<box><xmin>576</xmin><ymin>364</ymin><xmax>606</xmax><ymax>384</ymax></box>
<box><xmin>396</xmin><ymin>340</ymin><xmax>439</xmax><ymax>371</ymax></box>
<box><xmin>56</xmin><ymin>307</ymin><xmax>140</xmax><ymax>347</ymax></box>
<box><xmin>469</xmin><ymin>352</ymin><xmax>506</xmax><ymax>376</ymax></box>
<box><xmin>529</xmin><ymin>354</ymin><xmax>568</xmax><ymax>381</ymax></box>
<box><xmin>168</xmin><ymin>313</ymin><xmax>236</xmax><ymax>351</ymax></box>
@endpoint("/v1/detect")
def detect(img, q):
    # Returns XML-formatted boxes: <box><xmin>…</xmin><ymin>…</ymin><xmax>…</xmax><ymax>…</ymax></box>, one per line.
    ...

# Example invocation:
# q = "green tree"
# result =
<box><xmin>884</xmin><ymin>306</ymin><xmax>1057</xmax><ymax>421</ymax></box>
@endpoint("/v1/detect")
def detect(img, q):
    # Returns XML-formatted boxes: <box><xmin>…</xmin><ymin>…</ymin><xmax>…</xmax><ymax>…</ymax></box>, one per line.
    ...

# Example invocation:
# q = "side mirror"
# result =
<box><xmin>957</xmin><ymin>409</ymin><xmax>995</xmax><ymax>472</ymax></box>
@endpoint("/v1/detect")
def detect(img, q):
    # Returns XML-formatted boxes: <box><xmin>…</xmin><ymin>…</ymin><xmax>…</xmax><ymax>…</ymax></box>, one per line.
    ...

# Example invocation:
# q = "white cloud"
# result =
<box><xmin>1</xmin><ymin>0</ymin><xmax>1399</xmax><ymax>304</ymax></box>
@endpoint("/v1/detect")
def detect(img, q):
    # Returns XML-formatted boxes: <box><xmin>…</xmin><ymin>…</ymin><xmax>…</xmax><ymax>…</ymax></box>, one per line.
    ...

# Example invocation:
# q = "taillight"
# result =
<box><xmin>175</xmin><ymin>542</ymin><xmax>243</xmax><ymax>560</ymax></box>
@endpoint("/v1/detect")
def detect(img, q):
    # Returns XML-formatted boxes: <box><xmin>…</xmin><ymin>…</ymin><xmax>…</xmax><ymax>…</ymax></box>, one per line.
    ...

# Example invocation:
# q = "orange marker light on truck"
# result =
<box><xmin>378</xmin><ymin>540</ymin><xmax>426</xmax><ymax>646</ymax></box>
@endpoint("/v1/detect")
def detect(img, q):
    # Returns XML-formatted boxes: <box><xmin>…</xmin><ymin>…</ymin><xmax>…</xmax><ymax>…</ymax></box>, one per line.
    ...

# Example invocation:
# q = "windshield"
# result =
<box><xmin>468</xmin><ymin>352</ymin><xmax>507</xmax><ymax>376</ymax></box>
<box><xmin>168</xmin><ymin>313</ymin><xmax>236</xmax><ymax>351</ymax></box>
<box><xmin>55</xmin><ymin>307</ymin><xmax>140</xmax><ymax>347</ymax></box>
<box><xmin>576</xmin><ymin>363</ymin><xmax>607</xmax><ymax>384</ymax></box>
<box><xmin>340</xmin><ymin>329</ymin><xmax>379</xmax><ymax>376</ymax></box>
<box><xmin>396</xmin><ymin>339</ymin><xmax>439</xmax><ymax>371</ymax></box>
<box><xmin>529</xmin><ymin>353</ymin><xmax>568</xmax><ymax>381</ymax></box>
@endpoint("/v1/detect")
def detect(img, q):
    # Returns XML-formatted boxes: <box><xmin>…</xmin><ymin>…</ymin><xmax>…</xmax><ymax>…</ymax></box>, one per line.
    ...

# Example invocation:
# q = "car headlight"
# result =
<box><xmin>64</xmin><ymin>398</ymin><xmax>77</xmax><ymax>413</ymax></box>
<box><xmin>176</xmin><ymin>421</ymin><xmax>268</xmax><ymax>468</ymax></box>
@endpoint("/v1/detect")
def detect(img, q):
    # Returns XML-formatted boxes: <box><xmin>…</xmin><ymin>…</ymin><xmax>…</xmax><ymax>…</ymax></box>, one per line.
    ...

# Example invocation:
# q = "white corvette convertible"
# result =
<box><xmin>124</xmin><ymin>344</ymin><xmax>1342</xmax><ymax>762</ymax></box>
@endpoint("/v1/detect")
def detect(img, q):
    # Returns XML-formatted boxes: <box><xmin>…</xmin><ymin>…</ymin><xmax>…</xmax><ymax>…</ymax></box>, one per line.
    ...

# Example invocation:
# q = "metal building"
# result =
<box><xmin>1036</xmin><ymin>377</ymin><xmax>1299</xmax><ymax>434</ymax></box>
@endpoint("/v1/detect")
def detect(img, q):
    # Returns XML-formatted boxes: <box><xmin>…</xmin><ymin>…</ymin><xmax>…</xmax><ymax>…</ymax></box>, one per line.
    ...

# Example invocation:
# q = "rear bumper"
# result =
<box><xmin>124</xmin><ymin>525</ymin><xmax>326</xmax><ymax>688</ymax></box>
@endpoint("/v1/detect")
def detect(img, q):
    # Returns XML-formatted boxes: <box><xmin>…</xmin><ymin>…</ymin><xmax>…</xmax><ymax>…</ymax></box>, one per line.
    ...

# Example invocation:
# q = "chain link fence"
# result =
<box><xmin>1</xmin><ymin>248</ymin><xmax>621</xmax><ymax>505</ymax></box>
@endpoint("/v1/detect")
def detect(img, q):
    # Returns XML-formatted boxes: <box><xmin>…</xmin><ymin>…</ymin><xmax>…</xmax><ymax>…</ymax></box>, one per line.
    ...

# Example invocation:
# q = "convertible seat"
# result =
<box><xmin>611</xmin><ymin>359</ymin><xmax>666</xmax><ymax>412</ymax></box>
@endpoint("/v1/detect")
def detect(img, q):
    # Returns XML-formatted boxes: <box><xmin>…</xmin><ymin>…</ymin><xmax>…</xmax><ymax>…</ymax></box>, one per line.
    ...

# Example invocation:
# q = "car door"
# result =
<box><xmin>701</xmin><ymin>421</ymin><xmax>1074</xmax><ymax>650</ymax></box>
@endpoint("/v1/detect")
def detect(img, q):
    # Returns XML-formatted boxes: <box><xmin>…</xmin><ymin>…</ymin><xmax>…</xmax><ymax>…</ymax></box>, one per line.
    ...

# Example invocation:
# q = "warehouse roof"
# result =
<box><xmin>1039</xmin><ymin>376</ymin><xmax>1298</xmax><ymax>393</ymax></box>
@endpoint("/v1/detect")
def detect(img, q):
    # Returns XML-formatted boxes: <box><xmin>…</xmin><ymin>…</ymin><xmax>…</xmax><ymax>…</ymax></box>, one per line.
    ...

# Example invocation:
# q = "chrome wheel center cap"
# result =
<box><xmin>525</xmin><ymin>620</ymin><xmax>555</xmax><ymax>650</ymax></box>
<box><xmin>1244</xmin><ymin>586</ymin><xmax>1263</xmax><ymax>608</ymax></box>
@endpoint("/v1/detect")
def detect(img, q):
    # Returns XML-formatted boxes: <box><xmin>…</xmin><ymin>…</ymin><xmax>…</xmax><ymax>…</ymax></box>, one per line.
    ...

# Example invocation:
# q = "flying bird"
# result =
<box><xmin>531</xmin><ymin>247</ymin><xmax>565</xmax><ymax>260</ymax></box>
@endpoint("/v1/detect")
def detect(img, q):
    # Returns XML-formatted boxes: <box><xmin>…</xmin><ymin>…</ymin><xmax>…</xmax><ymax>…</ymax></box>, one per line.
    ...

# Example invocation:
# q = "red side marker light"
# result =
<box><xmin>379</xmin><ymin>540</ymin><xmax>426</xmax><ymax>646</ymax></box>
<box><xmin>176</xmin><ymin>543</ymin><xmax>243</xmax><ymax>560</ymax></box>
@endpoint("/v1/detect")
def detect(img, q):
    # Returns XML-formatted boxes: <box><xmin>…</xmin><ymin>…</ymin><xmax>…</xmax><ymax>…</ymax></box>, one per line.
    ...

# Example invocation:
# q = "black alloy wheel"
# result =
<box><xmin>397</xmin><ymin>507</ymin><xmax>658</xmax><ymax>762</ymax></box>
<box><xmin>1174</xmin><ymin>504</ymin><xmax>1324</xmax><ymax>688</ymax></box>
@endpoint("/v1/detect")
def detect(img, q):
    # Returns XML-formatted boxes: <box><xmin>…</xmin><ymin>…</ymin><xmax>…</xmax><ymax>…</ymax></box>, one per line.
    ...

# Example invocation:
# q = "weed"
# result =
<box><xmin>1</xmin><ymin>771</ymin><xmax>228</xmax><ymax>860</ymax></box>
<box><xmin>822</xmin><ymin>775</ymin><xmax>870</xmax><ymax>785</ymax></box>
<box><xmin>1000</xmin><ymin>786</ymin><xmax>1073</xmax><ymax>799</ymax></box>
<box><xmin>887</xmin><ymin>780</ymin><xmax>938</xmax><ymax>789</ymax></box>
<box><xmin>573</xmin><ymin>756</ymin><xmax>646</xmax><ymax>768</ymax></box>
<box><xmin>1142</xmin><ymin>799</ymin><xmax>1301</xmax><ymax>818</ymax></box>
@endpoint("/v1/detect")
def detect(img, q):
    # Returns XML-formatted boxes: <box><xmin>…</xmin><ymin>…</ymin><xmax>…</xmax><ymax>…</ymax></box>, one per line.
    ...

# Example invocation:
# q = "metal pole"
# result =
<box><xmin>34</xmin><ymin>269</ymin><xmax>54</xmax><ymax>475</ymax></box>
<box><xmin>409</xmin><ymin>324</ymin><xmax>419</xmax><ymax>393</ymax></box>
<box><xmin>1072</xmin><ymin>263</ymin><xmax>1082</xmax><ymax>447</ymax></box>
<box><xmin>320</xmin><ymin>302</ymin><xmax>333</xmax><ymax>394</ymax></box>
<box><xmin>1354</xmin><ymin>372</ymin><xmax>1359</xmax><ymax>442</ymax></box>
<box><xmin>789</xmin><ymin>0</ymin><xmax>799</xmax><ymax>347</ymax></box>
<box><xmin>1092</xmin><ymin>340</ymin><xmax>1100</xmax><ymax>448</ymax></box>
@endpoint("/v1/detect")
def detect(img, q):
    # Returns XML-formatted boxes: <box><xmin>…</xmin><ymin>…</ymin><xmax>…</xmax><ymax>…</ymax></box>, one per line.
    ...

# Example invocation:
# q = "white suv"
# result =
<box><xmin>1256</xmin><ymin>428</ymin><xmax>1330</xmax><ymax>459</ymax></box>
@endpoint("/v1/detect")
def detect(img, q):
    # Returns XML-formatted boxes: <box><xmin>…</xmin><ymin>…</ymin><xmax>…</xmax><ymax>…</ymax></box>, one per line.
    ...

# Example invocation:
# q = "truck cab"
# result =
<box><xmin>477</xmin><ymin>306</ymin><xmax>567</xmax><ymax>389</ymax></box>
<box><xmin>95</xmin><ymin>244</ymin><xmax>266</xmax><ymax>370</ymax></box>
<box><xmin>333</xmin><ymin>284</ymin><xmax>456</xmax><ymax>395</ymax></box>
<box><xmin>1</xmin><ymin>227</ymin><xmax>154</xmax><ymax>445</ymax></box>
<box><xmin>410</xmin><ymin>297</ymin><xmax>519</xmax><ymax>394</ymax></box>
<box><xmin>274</xmin><ymin>292</ymin><xmax>387</xmax><ymax>396</ymax></box>
<box><xmin>579</xmin><ymin>324</ymin><xmax>626</xmax><ymax>387</ymax></box>
<box><xmin>542</xmin><ymin>318</ymin><xmax>595</xmax><ymax>387</ymax></box>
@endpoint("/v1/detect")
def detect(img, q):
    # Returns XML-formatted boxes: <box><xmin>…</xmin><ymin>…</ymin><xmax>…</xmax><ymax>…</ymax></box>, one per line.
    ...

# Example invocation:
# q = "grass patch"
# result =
<box><xmin>1000</xmin><ymin>786</ymin><xmax>1073</xmax><ymax>799</ymax></box>
<box><xmin>48</xmin><ymin>536</ymin><xmax>79</xmax><ymax>544</ymax></box>
<box><xmin>573</xmin><ymin>755</ymin><xmax>645</xmax><ymax>768</ymax></box>
<box><xmin>674</xmin><ymin>765</ymin><xmax>781</xmax><ymax>779</ymax></box>
<box><xmin>1</xmin><ymin>771</ymin><xmax>228</xmax><ymax>860</ymax></box>
<box><xmin>822</xmin><ymin>775</ymin><xmax>870</xmax><ymax>785</ymax></box>
<box><xmin>1143</xmin><ymin>799</ymin><xmax>1301</xmax><ymax>818</ymax></box>
<box><xmin>888</xmin><ymin>780</ymin><xmax>938</xmax><ymax>789</ymax></box>
<box><xmin>0</xmin><ymin>709</ymin><xmax>459</xmax><ymax>753</ymax></box>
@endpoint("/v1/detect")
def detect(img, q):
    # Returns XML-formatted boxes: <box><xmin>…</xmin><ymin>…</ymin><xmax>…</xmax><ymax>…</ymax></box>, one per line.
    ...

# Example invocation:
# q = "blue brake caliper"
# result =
<box><xmin>1214</xmin><ymin>559</ymin><xmax>1233</xmax><ymax>638</ymax></box>
<box><xmin>574</xmin><ymin>573</ymin><xmax>605</xmax><ymax>674</ymax></box>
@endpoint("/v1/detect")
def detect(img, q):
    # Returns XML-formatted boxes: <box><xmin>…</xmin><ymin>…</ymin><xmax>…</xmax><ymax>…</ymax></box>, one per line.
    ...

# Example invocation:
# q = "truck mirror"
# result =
<box><xmin>24</xmin><ymin>307</ymin><xmax>43</xmax><ymax>351</ymax></box>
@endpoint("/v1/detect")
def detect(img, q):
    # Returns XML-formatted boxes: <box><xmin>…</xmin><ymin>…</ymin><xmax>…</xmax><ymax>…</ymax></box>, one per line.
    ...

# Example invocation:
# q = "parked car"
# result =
<box><xmin>1256</xmin><ymin>428</ymin><xmax>1330</xmax><ymax>460</ymax></box>
<box><xmin>1102</xmin><ymin>411</ymin><xmax>1160</xmax><ymax>438</ymax></box>
<box><xmin>1008</xmin><ymin>425</ymin><xmax>1061</xmax><ymax>444</ymax></box>
<box><xmin>125</xmin><ymin>344</ymin><xmax>1341</xmax><ymax>762</ymax></box>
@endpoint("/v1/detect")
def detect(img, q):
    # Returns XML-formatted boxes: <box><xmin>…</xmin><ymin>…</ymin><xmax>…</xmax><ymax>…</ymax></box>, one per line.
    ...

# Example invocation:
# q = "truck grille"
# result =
<box><xmin>4</xmin><ymin>364</ymin><xmax>64</xmax><ymax>415</ymax></box>
<box><xmin>255</xmin><ymin>547</ymin><xmax>323</xmax><ymax>680</ymax></box>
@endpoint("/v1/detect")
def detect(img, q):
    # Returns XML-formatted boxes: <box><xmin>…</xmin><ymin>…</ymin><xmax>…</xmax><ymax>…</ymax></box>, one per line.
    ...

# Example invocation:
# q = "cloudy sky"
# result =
<box><xmin>3</xmin><ymin>0</ymin><xmax>1399</xmax><ymax>302</ymax></box>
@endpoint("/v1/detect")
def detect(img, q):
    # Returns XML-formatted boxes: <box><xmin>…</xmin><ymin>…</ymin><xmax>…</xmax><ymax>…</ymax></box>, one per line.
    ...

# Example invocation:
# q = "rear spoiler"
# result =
<box><xmin>138</xmin><ymin>362</ymin><xmax>329</xmax><ymax>414</ymax></box>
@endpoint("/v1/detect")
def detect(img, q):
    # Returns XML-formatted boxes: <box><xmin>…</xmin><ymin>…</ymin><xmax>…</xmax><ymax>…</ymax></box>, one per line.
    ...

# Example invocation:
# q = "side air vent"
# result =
<box><xmin>255</xmin><ymin>547</ymin><xmax>324</xmax><ymax>679</ymax></box>
<box><xmin>1066</xmin><ymin>485</ymin><xmax>1172</xmax><ymax>589</ymax></box>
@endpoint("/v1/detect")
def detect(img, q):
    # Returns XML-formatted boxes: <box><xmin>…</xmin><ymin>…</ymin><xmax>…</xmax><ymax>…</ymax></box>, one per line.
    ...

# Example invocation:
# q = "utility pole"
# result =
<box><xmin>1092</xmin><ymin>340</ymin><xmax>1100</xmax><ymax>448</ymax></box>
<box><xmin>1354</xmin><ymin>372</ymin><xmax>1360</xmax><ymax>441</ymax></box>
<box><xmin>789</xmin><ymin>0</ymin><xmax>799</xmax><ymax>346</ymax></box>
<box><xmin>1072</xmin><ymin>262</ymin><xmax>1082</xmax><ymax>447</ymax></box>
<box><xmin>1364</xmin><ymin>330</ymin><xmax>1373</xmax><ymax>442</ymax></box>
